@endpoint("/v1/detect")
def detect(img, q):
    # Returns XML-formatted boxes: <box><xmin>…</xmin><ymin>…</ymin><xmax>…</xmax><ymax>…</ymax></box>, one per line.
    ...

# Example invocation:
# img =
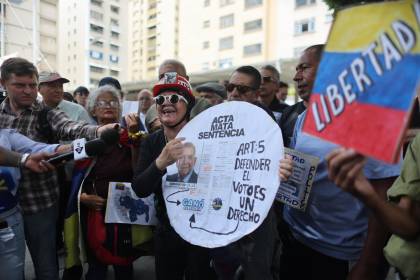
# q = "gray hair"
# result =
<box><xmin>86</xmin><ymin>85</ymin><xmax>122</xmax><ymax>119</ymax></box>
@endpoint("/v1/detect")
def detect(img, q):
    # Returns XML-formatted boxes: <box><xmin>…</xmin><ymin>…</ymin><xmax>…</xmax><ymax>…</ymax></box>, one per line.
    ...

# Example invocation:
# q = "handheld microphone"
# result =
<box><xmin>47</xmin><ymin>139</ymin><xmax>107</xmax><ymax>165</ymax></box>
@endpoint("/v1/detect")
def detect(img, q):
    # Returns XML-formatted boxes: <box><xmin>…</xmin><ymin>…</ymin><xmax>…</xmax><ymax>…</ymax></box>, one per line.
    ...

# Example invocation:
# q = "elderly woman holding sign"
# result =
<box><xmin>63</xmin><ymin>85</ymin><xmax>153</xmax><ymax>280</ymax></box>
<box><xmin>132</xmin><ymin>73</ymin><xmax>216</xmax><ymax>280</ymax></box>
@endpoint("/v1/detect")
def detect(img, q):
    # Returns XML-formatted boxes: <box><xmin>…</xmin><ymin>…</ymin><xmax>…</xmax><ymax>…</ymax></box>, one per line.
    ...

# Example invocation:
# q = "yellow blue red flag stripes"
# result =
<box><xmin>303</xmin><ymin>0</ymin><xmax>420</xmax><ymax>163</ymax></box>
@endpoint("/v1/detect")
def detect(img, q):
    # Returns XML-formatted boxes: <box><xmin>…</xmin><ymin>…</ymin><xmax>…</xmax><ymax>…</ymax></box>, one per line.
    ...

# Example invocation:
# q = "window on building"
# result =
<box><xmin>111</xmin><ymin>31</ymin><xmax>120</xmax><ymax>38</ymax></box>
<box><xmin>204</xmin><ymin>0</ymin><xmax>210</xmax><ymax>7</ymax></box>
<box><xmin>220</xmin><ymin>14</ymin><xmax>234</xmax><ymax>28</ymax></box>
<box><xmin>90</xmin><ymin>10</ymin><xmax>103</xmax><ymax>20</ymax></box>
<box><xmin>295</xmin><ymin>0</ymin><xmax>316</xmax><ymax>8</ymax></box>
<box><xmin>90</xmin><ymin>23</ymin><xmax>104</xmax><ymax>34</ymax></box>
<box><xmin>219</xmin><ymin>58</ymin><xmax>233</xmax><ymax>69</ymax></box>
<box><xmin>110</xmin><ymin>54</ymin><xmax>119</xmax><ymax>63</ymax></box>
<box><xmin>203</xmin><ymin>41</ymin><xmax>210</xmax><ymax>49</ymax></box>
<box><xmin>91</xmin><ymin>39</ymin><xmax>103</xmax><ymax>47</ymax></box>
<box><xmin>110</xmin><ymin>18</ymin><xmax>119</xmax><ymax>26</ymax></box>
<box><xmin>91</xmin><ymin>0</ymin><xmax>103</xmax><ymax>7</ymax></box>
<box><xmin>90</xmin><ymin>65</ymin><xmax>105</xmax><ymax>73</ymax></box>
<box><xmin>203</xmin><ymin>20</ymin><xmax>210</xmax><ymax>28</ymax></box>
<box><xmin>294</xmin><ymin>18</ymin><xmax>315</xmax><ymax>35</ymax></box>
<box><xmin>244</xmin><ymin>19</ymin><xmax>262</xmax><ymax>32</ymax></box>
<box><xmin>243</xmin><ymin>43</ymin><xmax>262</xmax><ymax>56</ymax></box>
<box><xmin>220</xmin><ymin>0</ymin><xmax>234</xmax><ymax>7</ymax></box>
<box><xmin>110</xmin><ymin>70</ymin><xmax>119</xmax><ymax>76</ymax></box>
<box><xmin>325</xmin><ymin>12</ymin><xmax>333</xmax><ymax>23</ymax></box>
<box><xmin>110</xmin><ymin>5</ymin><xmax>119</xmax><ymax>14</ymax></box>
<box><xmin>110</xmin><ymin>44</ymin><xmax>119</xmax><ymax>51</ymax></box>
<box><xmin>219</xmin><ymin>36</ymin><xmax>233</xmax><ymax>50</ymax></box>
<box><xmin>90</xmin><ymin>78</ymin><xmax>100</xmax><ymax>85</ymax></box>
<box><xmin>89</xmin><ymin>50</ymin><xmax>103</xmax><ymax>60</ymax></box>
<box><xmin>245</xmin><ymin>0</ymin><xmax>262</xmax><ymax>9</ymax></box>
<box><xmin>0</xmin><ymin>4</ymin><xmax>6</xmax><ymax>17</ymax></box>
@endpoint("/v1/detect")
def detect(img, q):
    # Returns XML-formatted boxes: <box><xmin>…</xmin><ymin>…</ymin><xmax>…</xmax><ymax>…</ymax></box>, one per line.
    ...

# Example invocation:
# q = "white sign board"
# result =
<box><xmin>276</xmin><ymin>148</ymin><xmax>319</xmax><ymax>211</ymax></box>
<box><xmin>163</xmin><ymin>101</ymin><xmax>283</xmax><ymax>248</ymax></box>
<box><xmin>105</xmin><ymin>182</ymin><xmax>157</xmax><ymax>225</ymax></box>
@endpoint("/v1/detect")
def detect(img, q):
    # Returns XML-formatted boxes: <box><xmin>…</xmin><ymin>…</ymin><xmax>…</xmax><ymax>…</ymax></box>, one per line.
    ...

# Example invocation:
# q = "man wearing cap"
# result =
<box><xmin>39</xmin><ymin>71</ymin><xmax>92</xmax><ymax>124</ymax></box>
<box><xmin>132</xmin><ymin>72</ymin><xmax>216</xmax><ymax>280</ymax></box>
<box><xmin>38</xmin><ymin>71</ymin><xmax>93</xmax><ymax>259</ymax></box>
<box><xmin>196</xmin><ymin>82</ymin><xmax>226</xmax><ymax>106</ymax></box>
<box><xmin>0</xmin><ymin>57</ymin><xmax>116</xmax><ymax>280</ymax></box>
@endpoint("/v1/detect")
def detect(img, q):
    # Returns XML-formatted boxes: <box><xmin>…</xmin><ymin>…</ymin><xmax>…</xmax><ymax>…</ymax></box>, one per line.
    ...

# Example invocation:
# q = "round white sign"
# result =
<box><xmin>162</xmin><ymin>101</ymin><xmax>283</xmax><ymax>248</ymax></box>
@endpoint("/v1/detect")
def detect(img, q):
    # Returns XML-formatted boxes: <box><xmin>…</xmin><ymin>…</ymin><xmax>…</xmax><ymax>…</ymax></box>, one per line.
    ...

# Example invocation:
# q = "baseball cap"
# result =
<box><xmin>98</xmin><ymin>77</ymin><xmax>121</xmax><ymax>90</ymax></box>
<box><xmin>153</xmin><ymin>72</ymin><xmax>195</xmax><ymax>102</ymax></box>
<box><xmin>39</xmin><ymin>71</ymin><xmax>69</xmax><ymax>84</ymax></box>
<box><xmin>196</xmin><ymin>82</ymin><xmax>227</xmax><ymax>99</ymax></box>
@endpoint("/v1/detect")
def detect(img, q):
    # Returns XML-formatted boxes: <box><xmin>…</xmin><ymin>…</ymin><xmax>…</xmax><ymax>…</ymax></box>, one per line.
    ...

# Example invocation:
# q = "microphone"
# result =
<box><xmin>47</xmin><ymin>139</ymin><xmax>107</xmax><ymax>165</ymax></box>
<box><xmin>47</xmin><ymin>128</ymin><xmax>120</xmax><ymax>165</ymax></box>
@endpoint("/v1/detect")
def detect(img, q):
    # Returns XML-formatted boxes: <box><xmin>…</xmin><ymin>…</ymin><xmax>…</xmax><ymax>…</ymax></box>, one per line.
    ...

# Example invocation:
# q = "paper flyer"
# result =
<box><xmin>276</xmin><ymin>148</ymin><xmax>319</xmax><ymax>211</ymax></box>
<box><xmin>105</xmin><ymin>182</ymin><xmax>157</xmax><ymax>225</ymax></box>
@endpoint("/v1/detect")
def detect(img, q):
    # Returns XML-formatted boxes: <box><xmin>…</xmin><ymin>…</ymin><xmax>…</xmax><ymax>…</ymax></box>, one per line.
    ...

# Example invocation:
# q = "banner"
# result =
<box><xmin>162</xmin><ymin>101</ymin><xmax>283</xmax><ymax>248</ymax></box>
<box><xmin>303</xmin><ymin>0</ymin><xmax>420</xmax><ymax>163</ymax></box>
<box><xmin>276</xmin><ymin>148</ymin><xmax>319</xmax><ymax>211</ymax></box>
<box><xmin>105</xmin><ymin>182</ymin><xmax>157</xmax><ymax>225</ymax></box>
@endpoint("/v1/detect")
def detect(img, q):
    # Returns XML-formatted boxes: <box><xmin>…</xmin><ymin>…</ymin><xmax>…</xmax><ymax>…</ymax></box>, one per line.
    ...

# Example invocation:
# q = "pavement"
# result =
<box><xmin>24</xmin><ymin>246</ymin><xmax>397</xmax><ymax>280</ymax></box>
<box><xmin>24</xmin><ymin>247</ymin><xmax>156</xmax><ymax>280</ymax></box>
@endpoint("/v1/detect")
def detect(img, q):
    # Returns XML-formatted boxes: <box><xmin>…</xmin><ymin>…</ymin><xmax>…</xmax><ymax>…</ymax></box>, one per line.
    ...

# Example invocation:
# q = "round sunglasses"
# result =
<box><xmin>154</xmin><ymin>94</ymin><xmax>188</xmax><ymax>105</ymax></box>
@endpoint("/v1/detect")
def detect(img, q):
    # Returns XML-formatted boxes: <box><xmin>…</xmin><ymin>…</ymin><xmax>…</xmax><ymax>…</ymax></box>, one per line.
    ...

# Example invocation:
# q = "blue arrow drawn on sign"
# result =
<box><xmin>165</xmin><ymin>188</ymin><xmax>189</xmax><ymax>206</ymax></box>
<box><xmin>189</xmin><ymin>214</ymin><xmax>240</xmax><ymax>235</ymax></box>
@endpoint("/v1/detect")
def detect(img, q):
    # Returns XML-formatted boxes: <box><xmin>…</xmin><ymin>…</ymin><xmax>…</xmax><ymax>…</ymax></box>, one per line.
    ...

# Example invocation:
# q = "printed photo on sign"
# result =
<box><xmin>166</xmin><ymin>142</ymin><xmax>198</xmax><ymax>184</ymax></box>
<box><xmin>303</xmin><ymin>1</ymin><xmax>420</xmax><ymax>163</ymax></box>
<box><xmin>105</xmin><ymin>182</ymin><xmax>157</xmax><ymax>225</ymax></box>
<box><xmin>276</xmin><ymin>148</ymin><xmax>320</xmax><ymax>211</ymax></box>
<box><xmin>163</xmin><ymin>101</ymin><xmax>283</xmax><ymax>248</ymax></box>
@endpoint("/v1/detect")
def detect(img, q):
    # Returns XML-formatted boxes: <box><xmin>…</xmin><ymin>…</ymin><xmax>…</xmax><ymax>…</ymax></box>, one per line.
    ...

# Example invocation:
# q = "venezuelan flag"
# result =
<box><xmin>303</xmin><ymin>0</ymin><xmax>420</xmax><ymax>163</ymax></box>
<box><xmin>63</xmin><ymin>159</ymin><xmax>92</xmax><ymax>269</ymax></box>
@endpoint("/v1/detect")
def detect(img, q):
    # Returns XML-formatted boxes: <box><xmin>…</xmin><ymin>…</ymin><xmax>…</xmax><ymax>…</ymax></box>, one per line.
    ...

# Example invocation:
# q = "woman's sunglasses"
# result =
<box><xmin>154</xmin><ymin>94</ymin><xmax>188</xmax><ymax>105</ymax></box>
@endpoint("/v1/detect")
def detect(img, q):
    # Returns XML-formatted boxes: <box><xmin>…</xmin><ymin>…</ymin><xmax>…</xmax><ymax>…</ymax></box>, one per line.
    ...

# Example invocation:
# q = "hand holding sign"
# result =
<box><xmin>326</xmin><ymin>148</ymin><xmax>369</xmax><ymax>197</ymax></box>
<box><xmin>156</xmin><ymin>137</ymin><xmax>186</xmax><ymax>170</ymax></box>
<box><xmin>279</xmin><ymin>156</ymin><xmax>293</xmax><ymax>181</ymax></box>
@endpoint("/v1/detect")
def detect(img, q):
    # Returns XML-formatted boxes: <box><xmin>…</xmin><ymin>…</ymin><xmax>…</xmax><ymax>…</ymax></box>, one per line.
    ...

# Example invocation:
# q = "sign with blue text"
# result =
<box><xmin>163</xmin><ymin>102</ymin><xmax>283</xmax><ymax>248</ymax></box>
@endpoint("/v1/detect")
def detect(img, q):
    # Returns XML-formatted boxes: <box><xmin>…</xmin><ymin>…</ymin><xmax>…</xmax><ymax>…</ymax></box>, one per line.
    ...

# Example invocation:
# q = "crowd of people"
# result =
<box><xmin>0</xmin><ymin>42</ymin><xmax>418</xmax><ymax>280</ymax></box>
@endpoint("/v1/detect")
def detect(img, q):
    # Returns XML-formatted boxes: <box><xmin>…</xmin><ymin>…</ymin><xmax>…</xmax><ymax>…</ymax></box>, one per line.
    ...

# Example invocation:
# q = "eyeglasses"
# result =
<box><xmin>226</xmin><ymin>83</ymin><xmax>256</xmax><ymax>94</ymax></box>
<box><xmin>95</xmin><ymin>100</ymin><xmax>119</xmax><ymax>108</ymax></box>
<box><xmin>262</xmin><ymin>76</ymin><xmax>278</xmax><ymax>83</ymax></box>
<box><xmin>154</xmin><ymin>94</ymin><xmax>188</xmax><ymax>105</ymax></box>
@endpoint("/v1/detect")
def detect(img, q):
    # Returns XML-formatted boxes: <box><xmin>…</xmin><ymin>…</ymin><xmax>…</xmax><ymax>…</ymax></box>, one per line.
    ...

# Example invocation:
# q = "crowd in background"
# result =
<box><xmin>0</xmin><ymin>42</ymin><xmax>418</xmax><ymax>280</ymax></box>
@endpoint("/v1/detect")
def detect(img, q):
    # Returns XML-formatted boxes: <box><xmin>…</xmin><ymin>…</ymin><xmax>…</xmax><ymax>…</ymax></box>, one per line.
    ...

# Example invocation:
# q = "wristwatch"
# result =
<box><xmin>19</xmin><ymin>153</ymin><xmax>30</xmax><ymax>168</ymax></box>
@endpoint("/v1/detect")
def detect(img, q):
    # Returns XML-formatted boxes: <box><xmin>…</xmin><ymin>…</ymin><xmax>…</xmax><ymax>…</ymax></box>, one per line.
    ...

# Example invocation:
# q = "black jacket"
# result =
<box><xmin>131</xmin><ymin>129</ymin><xmax>170</xmax><ymax>225</ymax></box>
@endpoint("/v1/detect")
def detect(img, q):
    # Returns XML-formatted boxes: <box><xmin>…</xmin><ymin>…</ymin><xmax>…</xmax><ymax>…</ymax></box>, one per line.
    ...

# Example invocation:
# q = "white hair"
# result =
<box><xmin>86</xmin><ymin>85</ymin><xmax>122</xmax><ymax>120</ymax></box>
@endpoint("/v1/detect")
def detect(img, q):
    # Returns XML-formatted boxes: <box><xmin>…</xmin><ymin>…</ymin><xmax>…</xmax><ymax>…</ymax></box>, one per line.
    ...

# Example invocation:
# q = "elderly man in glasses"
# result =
<box><xmin>132</xmin><ymin>72</ymin><xmax>216</xmax><ymax>280</ymax></box>
<box><xmin>259</xmin><ymin>65</ymin><xmax>289</xmax><ymax>122</ymax></box>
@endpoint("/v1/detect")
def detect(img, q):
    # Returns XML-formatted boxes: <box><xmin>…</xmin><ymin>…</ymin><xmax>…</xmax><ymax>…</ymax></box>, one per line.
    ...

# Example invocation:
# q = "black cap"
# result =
<box><xmin>98</xmin><ymin>77</ymin><xmax>121</xmax><ymax>90</ymax></box>
<box><xmin>196</xmin><ymin>82</ymin><xmax>227</xmax><ymax>99</ymax></box>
